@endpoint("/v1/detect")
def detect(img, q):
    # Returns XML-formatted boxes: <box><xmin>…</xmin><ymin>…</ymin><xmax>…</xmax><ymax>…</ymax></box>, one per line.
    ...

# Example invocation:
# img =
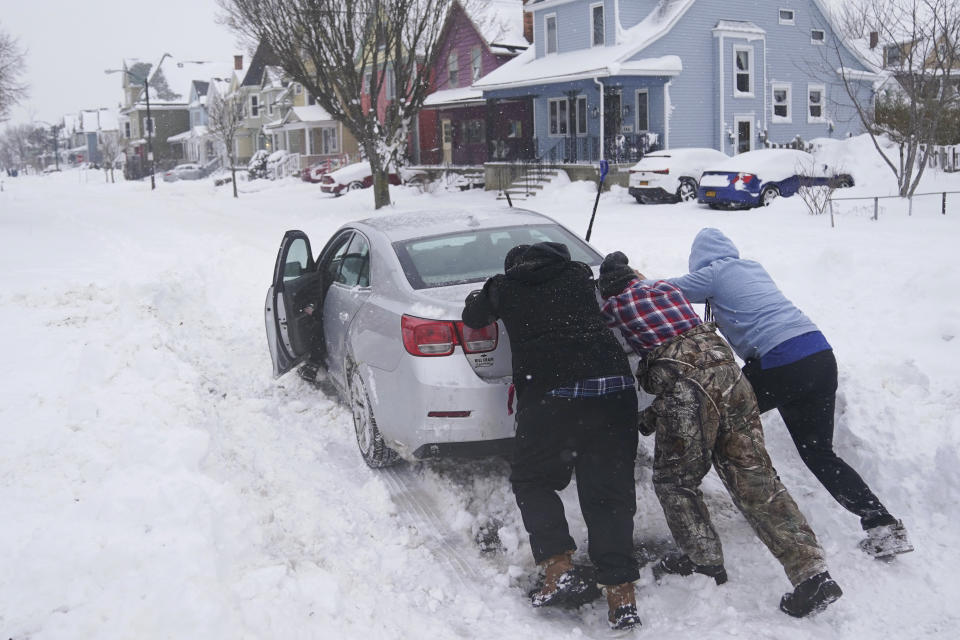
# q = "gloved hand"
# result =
<box><xmin>637</xmin><ymin>407</ymin><xmax>657</xmax><ymax>436</ymax></box>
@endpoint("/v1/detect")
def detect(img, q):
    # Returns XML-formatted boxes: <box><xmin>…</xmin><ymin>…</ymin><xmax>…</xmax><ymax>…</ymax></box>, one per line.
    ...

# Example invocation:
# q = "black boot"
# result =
<box><xmin>653</xmin><ymin>552</ymin><xmax>727</xmax><ymax>585</ymax></box>
<box><xmin>779</xmin><ymin>572</ymin><xmax>843</xmax><ymax>617</ymax></box>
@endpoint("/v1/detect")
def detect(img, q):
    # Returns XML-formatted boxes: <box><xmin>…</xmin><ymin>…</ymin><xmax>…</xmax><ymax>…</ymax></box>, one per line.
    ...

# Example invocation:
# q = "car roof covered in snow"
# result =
<box><xmin>354</xmin><ymin>207</ymin><xmax>555</xmax><ymax>242</ymax></box>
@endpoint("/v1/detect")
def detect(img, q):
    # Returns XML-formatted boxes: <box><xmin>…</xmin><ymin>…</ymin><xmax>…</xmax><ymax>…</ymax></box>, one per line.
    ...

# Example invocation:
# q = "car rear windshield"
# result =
<box><xmin>393</xmin><ymin>224</ymin><xmax>601</xmax><ymax>289</ymax></box>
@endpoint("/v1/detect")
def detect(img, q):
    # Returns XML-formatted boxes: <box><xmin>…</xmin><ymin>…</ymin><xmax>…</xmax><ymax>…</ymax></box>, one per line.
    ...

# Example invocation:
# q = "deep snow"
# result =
<box><xmin>1</xmin><ymin>142</ymin><xmax>959</xmax><ymax>638</ymax></box>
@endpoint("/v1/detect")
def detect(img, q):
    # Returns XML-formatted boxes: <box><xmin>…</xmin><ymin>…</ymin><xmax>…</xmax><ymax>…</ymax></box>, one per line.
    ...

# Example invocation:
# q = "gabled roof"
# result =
<box><xmin>480</xmin><ymin>0</ymin><xmax>874</xmax><ymax>90</ymax></box>
<box><xmin>474</xmin><ymin>0</ymin><xmax>528</xmax><ymax>52</ymax></box>
<box><xmin>475</xmin><ymin>0</ymin><xmax>692</xmax><ymax>90</ymax></box>
<box><xmin>241</xmin><ymin>41</ymin><xmax>282</xmax><ymax>87</ymax></box>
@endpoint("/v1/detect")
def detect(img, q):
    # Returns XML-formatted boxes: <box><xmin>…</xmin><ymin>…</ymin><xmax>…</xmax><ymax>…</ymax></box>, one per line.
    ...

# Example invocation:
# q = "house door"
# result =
<box><xmin>735</xmin><ymin>117</ymin><xmax>752</xmax><ymax>154</ymax></box>
<box><xmin>604</xmin><ymin>91</ymin><xmax>621</xmax><ymax>140</ymax></box>
<box><xmin>441</xmin><ymin>119</ymin><xmax>453</xmax><ymax>164</ymax></box>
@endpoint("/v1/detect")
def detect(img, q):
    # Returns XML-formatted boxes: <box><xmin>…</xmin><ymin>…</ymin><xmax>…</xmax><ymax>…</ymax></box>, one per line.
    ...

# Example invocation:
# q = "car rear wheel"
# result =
<box><xmin>760</xmin><ymin>185</ymin><xmax>780</xmax><ymax>206</ymax></box>
<box><xmin>349</xmin><ymin>367</ymin><xmax>399</xmax><ymax>468</ymax></box>
<box><xmin>634</xmin><ymin>195</ymin><xmax>645</xmax><ymax>204</ymax></box>
<box><xmin>348</xmin><ymin>181</ymin><xmax>363</xmax><ymax>191</ymax></box>
<box><xmin>677</xmin><ymin>178</ymin><xmax>698</xmax><ymax>202</ymax></box>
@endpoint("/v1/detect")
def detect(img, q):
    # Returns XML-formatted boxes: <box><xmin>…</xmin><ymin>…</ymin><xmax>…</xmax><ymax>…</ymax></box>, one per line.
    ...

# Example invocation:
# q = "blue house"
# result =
<box><xmin>474</xmin><ymin>0</ymin><xmax>878</xmax><ymax>163</ymax></box>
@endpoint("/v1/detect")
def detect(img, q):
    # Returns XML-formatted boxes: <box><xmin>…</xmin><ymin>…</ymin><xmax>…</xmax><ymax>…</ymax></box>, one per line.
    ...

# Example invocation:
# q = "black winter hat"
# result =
<box><xmin>504</xmin><ymin>244</ymin><xmax>531</xmax><ymax>271</ymax></box>
<box><xmin>599</xmin><ymin>251</ymin><xmax>638</xmax><ymax>298</ymax></box>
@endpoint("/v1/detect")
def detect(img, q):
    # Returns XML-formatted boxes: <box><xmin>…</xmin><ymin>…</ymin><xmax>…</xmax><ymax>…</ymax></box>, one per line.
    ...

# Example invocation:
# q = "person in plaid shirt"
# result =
<box><xmin>599</xmin><ymin>251</ymin><xmax>842</xmax><ymax>618</ymax></box>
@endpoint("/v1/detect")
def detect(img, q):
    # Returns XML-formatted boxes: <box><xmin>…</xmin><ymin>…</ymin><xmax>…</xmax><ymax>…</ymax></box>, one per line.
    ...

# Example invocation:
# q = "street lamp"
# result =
<box><xmin>106</xmin><ymin>53</ymin><xmax>172</xmax><ymax>190</ymax></box>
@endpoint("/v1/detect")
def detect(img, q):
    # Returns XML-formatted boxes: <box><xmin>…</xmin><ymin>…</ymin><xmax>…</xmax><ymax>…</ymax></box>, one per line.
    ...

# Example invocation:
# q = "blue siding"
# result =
<box><xmin>512</xmin><ymin>0</ymin><xmax>875</xmax><ymax>158</ymax></box>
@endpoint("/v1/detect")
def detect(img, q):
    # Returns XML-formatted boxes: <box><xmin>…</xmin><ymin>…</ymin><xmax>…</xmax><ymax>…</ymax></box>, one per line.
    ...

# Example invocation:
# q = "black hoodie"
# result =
<box><xmin>462</xmin><ymin>242</ymin><xmax>630</xmax><ymax>401</ymax></box>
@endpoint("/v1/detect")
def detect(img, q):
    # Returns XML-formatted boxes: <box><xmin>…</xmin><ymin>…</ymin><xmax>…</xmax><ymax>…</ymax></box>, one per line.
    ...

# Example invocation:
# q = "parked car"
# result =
<box><xmin>697</xmin><ymin>149</ymin><xmax>854</xmax><ymax>209</ymax></box>
<box><xmin>301</xmin><ymin>157</ymin><xmax>345</xmax><ymax>183</ymax></box>
<box><xmin>264</xmin><ymin>208</ymin><xmax>604</xmax><ymax>467</ymax></box>
<box><xmin>628</xmin><ymin>148</ymin><xmax>729</xmax><ymax>203</ymax></box>
<box><xmin>162</xmin><ymin>163</ymin><xmax>203</xmax><ymax>182</ymax></box>
<box><xmin>319</xmin><ymin>161</ymin><xmax>424</xmax><ymax>195</ymax></box>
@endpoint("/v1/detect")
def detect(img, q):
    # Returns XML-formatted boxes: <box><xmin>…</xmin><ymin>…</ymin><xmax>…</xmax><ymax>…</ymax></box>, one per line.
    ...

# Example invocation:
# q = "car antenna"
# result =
<box><xmin>585</xmin><ymin>159</ymin><xmax>609</xmax><ymax>242</ymax></box>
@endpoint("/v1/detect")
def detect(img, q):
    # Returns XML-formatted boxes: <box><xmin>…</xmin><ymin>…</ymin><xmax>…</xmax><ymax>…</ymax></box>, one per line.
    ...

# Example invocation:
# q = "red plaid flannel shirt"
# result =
<box><xmin>601</xmin><ymin>279</ymin><xmax>702</xmax><ymax>355</ymax></box>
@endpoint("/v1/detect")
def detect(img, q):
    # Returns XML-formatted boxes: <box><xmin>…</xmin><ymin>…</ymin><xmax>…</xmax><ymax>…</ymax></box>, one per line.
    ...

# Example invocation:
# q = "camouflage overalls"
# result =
<box><xmin>637</xmin><ymin>323</ymin><xmax>826</xmax><ymax>586</ymax></box>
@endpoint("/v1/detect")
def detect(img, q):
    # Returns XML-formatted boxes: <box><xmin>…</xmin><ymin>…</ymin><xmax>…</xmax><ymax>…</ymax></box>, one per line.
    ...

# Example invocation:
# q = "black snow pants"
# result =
<box><xmin>743</xmin><ymin>349</ymin><xmax>892</xmax><ymax>529</ymax></box>
<box><xmin>509</xmin><ymin>389</ymin><xmax>639</xmax><ymax>586</ymax></box>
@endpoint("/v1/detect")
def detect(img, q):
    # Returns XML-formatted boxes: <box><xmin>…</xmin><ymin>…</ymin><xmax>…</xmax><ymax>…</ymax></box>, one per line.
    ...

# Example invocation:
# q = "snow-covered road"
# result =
<box><xmin>1</xmin><ymin>151</ymin><xmax>958</xmax><ymax>638</ymax></box>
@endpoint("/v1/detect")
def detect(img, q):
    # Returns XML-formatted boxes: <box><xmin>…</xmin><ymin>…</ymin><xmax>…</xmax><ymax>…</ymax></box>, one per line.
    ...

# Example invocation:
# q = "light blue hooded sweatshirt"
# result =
<box><xmin>667</xmin><ymin>228</ymin><xmax>822</xmax><ymax>362</ymax></box>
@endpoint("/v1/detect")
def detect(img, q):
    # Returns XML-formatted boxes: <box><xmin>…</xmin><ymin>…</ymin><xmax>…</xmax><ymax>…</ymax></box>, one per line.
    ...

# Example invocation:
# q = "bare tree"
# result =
<box><xmin>834</xmin><ymin>0</ymin><xmax>960</xmax><ymax>197</ymax></box>
<box><xmin>218</xmin><ymin>0</ymin><xmax>459</xmax><ymax>209</ymax></box>
<box><xmin>207</xmin><ymin>90</ymin><xmax>246</xmax><ymax>198</ymax></box>
<box><xmin>0</xmin><ymin>26</ymin><xmax>28</xmax><ymax>122</ymax></box>
<box><xmin>99</xmin><ymin>132</ymin><xmax>121</xmax><ymax>183</ymax></box>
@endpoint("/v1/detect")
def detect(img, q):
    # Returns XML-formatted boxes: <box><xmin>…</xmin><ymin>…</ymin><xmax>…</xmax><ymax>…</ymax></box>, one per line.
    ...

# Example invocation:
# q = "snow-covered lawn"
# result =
<box><xmin>1</xmin><ymin>145</ymin><xmax>959</xmax><ymax>638</ymax></box>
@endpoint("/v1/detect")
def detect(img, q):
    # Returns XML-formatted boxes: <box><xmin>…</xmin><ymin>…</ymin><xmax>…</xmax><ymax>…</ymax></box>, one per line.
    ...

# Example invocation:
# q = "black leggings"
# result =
<box><xmin>743</xmin><ymin>350</ymin><xmax>892</xmax><ymax>529</ymax></box>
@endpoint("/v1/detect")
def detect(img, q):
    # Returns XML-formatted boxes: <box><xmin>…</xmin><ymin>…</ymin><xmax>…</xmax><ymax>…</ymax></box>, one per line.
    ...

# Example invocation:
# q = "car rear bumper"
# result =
<box><xmin>412</xmin><ymin>437</ymin><xmax>514</xmax><ymax>460</ymax></box>
<box><xmin>698</xmin><ymin>186</ymin><xmax>758</xmax><ymax>206</ymax></box>
<box><xmin>629</xmin><ymin>186</ymin><xmax>674</xmax><ymax>202</ymax></box>
<box><xmin>367</xmin><ymin>355</ymin><xmax>516</xmax><ymax>460</ymax></box>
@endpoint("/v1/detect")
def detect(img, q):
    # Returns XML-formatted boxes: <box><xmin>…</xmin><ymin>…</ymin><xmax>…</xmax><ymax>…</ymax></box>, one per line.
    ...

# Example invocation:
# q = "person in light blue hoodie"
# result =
<box><xmin>666</xmin><ymin>228</ymin><xmax>912</xmax><ymax>559</ymax></box>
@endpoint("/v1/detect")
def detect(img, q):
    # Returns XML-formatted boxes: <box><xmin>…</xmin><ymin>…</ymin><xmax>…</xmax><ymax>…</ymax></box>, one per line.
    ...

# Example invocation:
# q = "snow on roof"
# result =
<box><xmin>79</xmin><ymin>110</ymin><xmax>118</xmax><ymax>132</ymax></box>
<box><xmin>475</xmin><ymin>0</ymin><xmax>691</xmax><ymax>90</ymax></box>
<box><xmin>168</xmin><ymin>126</ymin><xmax>208</xmax><ymax>143</ymax></box>
<box><xmin>472</xmin><ymin>0</ymin><xmax>528</xmax><ymax>51</ymax></box>
<box><xmin>424</xmin><ymin>86</ymin><xmax>485</xmax><ymax>107</ymax></box>
<box><xmin>132</xmin><ymin>58</ymin><xmax>236</xmax><ymax>107</ymax></box>
<box><xmin>286</xmin><ymin>105</ymin><xmax>334</xmax><ymax>123</ymax></box>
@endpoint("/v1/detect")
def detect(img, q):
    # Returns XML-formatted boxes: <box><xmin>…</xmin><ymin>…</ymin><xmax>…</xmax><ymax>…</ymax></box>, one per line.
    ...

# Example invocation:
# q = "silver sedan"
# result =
<box><xmin>264</xmin><ymin>207</ymin><xmax>605</xmax><ymax>467</ymax></box>
<box><xmin>162</xmin><ymin>163</ymin><xmax>203</xmax><ymax>182</ymax></box>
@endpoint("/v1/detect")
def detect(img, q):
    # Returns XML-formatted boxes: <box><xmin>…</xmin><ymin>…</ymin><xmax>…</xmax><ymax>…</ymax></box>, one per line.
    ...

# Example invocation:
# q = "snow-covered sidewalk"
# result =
<box><xmin>1</xmin><ymin>157</ymin><xmax>958</xmax><ymax>638</ymax></box>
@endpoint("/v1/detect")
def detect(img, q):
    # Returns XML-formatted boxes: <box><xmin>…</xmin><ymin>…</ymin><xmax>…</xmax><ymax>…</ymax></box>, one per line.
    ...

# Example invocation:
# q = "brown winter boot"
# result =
<box><xmin>530</xmin><ymin>551</ymin><xmax>595</xmax><ymax>607</ymax></box>
<box><xmin>606</xmin><ymin>582</ymin><xmax>641</xmax><ymax>632</ymax></box>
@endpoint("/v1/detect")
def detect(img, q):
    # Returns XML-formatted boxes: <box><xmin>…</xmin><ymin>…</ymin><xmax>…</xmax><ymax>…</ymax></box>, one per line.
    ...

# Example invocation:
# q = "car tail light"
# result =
<box><xmin>401</xmin><ymin>315</ymin><xmax>498</xmax><ymax>357</ymax></box>
<box><xmin>653</xmin><ymin>169</ymin><xmax>670</xmax><ymax>175</ymax></box>
<box><xmin>730</xmin><ymin>174</ymin><xmax>740</xmax><ymax>184</ymax></box>
<box><xmin>741</xmin><ymin>173</ymin><xmax>755</xmax><ymax>184</ymax></box>
<box><xmin>402</xmin><ymin>315</ymin><xmax>457</xmax><ymax>356</ymax></box>
<box><xmin>458</xmin><ymin>322</ymin><xmax>498</xmax><ymax>354</ymax></box>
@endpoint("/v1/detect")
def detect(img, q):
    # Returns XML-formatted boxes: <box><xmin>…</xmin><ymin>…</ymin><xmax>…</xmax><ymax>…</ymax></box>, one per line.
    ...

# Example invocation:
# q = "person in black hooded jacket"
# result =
<box><xmin>462</xmin><ymin>242</ymin><xmax>641</xmax><ymax>632</ymax></box>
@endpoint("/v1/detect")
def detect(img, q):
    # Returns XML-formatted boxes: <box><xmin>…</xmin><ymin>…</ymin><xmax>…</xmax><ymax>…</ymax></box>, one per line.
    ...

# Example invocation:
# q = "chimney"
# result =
<box><xmin>869</xmin><ymin>32</ymin><xmax>879</xmax><ymax>49</ymax></box>
<box><xmin>523</xmin><ymin>0</ymin><xmax>533</xmax><ymax>44</ymax></box>
<box><xmin>234</xmin><ymin>55</ymin><xmax>243</xmax><ymax>70</ymax></box>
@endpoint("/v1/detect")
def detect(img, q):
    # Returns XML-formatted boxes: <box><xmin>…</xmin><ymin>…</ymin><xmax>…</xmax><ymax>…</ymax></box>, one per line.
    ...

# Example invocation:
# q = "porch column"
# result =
<box><xmin>485</xmin><ymin>99</ymin><xmax>496</xmax><ymax>161</ymax></box>
<box><xmin>305</xmin><ymin>125</ymin><xmax>312</xmax><ymax>156</ymax></box>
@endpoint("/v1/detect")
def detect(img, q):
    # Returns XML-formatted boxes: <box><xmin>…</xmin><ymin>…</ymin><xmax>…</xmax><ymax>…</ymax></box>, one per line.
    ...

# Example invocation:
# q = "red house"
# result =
<box><xmin>413</xmin><ymin>0</ymin><xmax>532</xmax><ymax>166</ymax></box>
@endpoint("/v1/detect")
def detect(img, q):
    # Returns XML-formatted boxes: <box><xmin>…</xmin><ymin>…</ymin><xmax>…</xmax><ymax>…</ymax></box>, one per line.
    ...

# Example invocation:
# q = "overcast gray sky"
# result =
<box><xmin>2</xmin><ymin>0</ymin><xmax>244</xmax><ymax>125</ymax></box>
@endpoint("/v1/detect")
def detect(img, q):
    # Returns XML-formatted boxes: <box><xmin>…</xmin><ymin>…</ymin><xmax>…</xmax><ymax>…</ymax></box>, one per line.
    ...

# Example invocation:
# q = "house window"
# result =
<box><xmin>545</xmin><ymin>14</ymin><xmax>558</xmax><ymax>54</ymax></box>
<box><xmin>508</xmin><ymin>120</ymin><xmax>522</xmax><ymax>138</ymax></box>
<box><xmin>448</xmin><ymin>53</ymin><xmax>459</xmax><ymax>87</ymax></box>
<box><xmin>268</xmin><ymin>97</ymin><xmax>275</xmax><ymax>115</ymax></box>
<box><xmin>808</xmin><ymin>84</ymin><xmax>825</xmax><ymax>122</ymax></box>
<box><xmin>884</xmin><ymin>45</ymin><xmax>902</xmax><ymax>67</ymax></box>
<box><xmin>465</xmin><ymin>119</ymin><xmax>485</xmax><ymax>143</ymax></box>
<box><xmin>322</xmin><ymin>127</ymin><xmax>339</xmax><ymax>153</ymax></box>
<box><xmin>591</xmin><ymin>3</ymin><xmax>605</xmax><ymax>47</ymax></box>
<box><xmin>636</xmin><ymin>90</ymin><xmax>649</xmax><ymax>131</ymax></box>
<box><xmin>548</xmin><ymin>97</ymin><xmax>568</xmax><ymax>135</ymax></box>
<box><xmin>142</xmin><ymin>117</ymin><xmax>156</xmax><ymax>135</ymax></box>
<box><xmin>471</xmin><ymin>46</ymin><xmax>482</xmax><ymax>82</ymax></box>
<box><xmin>733</xmin><ymin>46</ymin><xmax>753</xmax><ymax>96</ymax></box>
<box><xmin>124</xmin><ymin>122</ymin><xmax>131</xmax><ymax>138</ymax></box>
<box><xmin>308</xmin><ymin>93</ymin><xmax>317</xmax><ymax>106</ymax></box>
<box><xmin>386</xmin><ymin>69</ymin><xmax>396</xmax><ymax>100</ymax></box>
<box><xmin>250</xmin><ymin>95</ymin><xmax>259</xmax><ymax>117</ymax></box>
<box><xmin>779</xmin><ymin>9</ymin><xmax>795</xmax><ymax>25</ymax></box>
<box><xmin>293</xmin><ymin>83</ymin><xmax>302</xmax><ymax>95</ymax></box>
<box><xmin>811</xmin><ymin>29</ymin><xmax>826</xmax><ymax>44</ymax></box>
<box><xmin>575</xmin><ymin>96</ymin><xmax>588</xmax><ymax>135</ymax></box>
<box><xmin>772</xmin><ymin>82</ymin><xmax>792</xmax><ymax>121</ymax></box>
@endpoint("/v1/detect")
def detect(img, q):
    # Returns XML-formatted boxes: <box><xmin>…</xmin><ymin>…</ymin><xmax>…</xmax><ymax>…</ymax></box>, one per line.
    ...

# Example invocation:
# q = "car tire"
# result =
<box><xmin>349</xmin><ymin>367</ymin><xmax>399</xmax><ymax>468</ymax></box>
<box><xmin>634</xmin><ymin>195</ymin><xmax>645</xmax><ymax>204</ymax></box>
<box><xmin>348</xmin><ymin>181</ymin><xmax>363</xmax><ymax>191</ymax></box>
<box><xmin>677</xmin><ymin>178</ymin><xmax>698</xmax><ymax>202</ymax></box>
<box><xmin>760</xmin><ymin>185</ymin><xmax>780</xmax><ymax>206</ymax></box>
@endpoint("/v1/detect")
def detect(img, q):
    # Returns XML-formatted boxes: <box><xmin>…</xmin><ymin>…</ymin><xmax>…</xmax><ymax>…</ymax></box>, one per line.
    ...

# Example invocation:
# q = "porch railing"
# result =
<box><xmin>532</xmin><ymin>133</ymin><xmax>659</xmax><ymax>165</ymax></box>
